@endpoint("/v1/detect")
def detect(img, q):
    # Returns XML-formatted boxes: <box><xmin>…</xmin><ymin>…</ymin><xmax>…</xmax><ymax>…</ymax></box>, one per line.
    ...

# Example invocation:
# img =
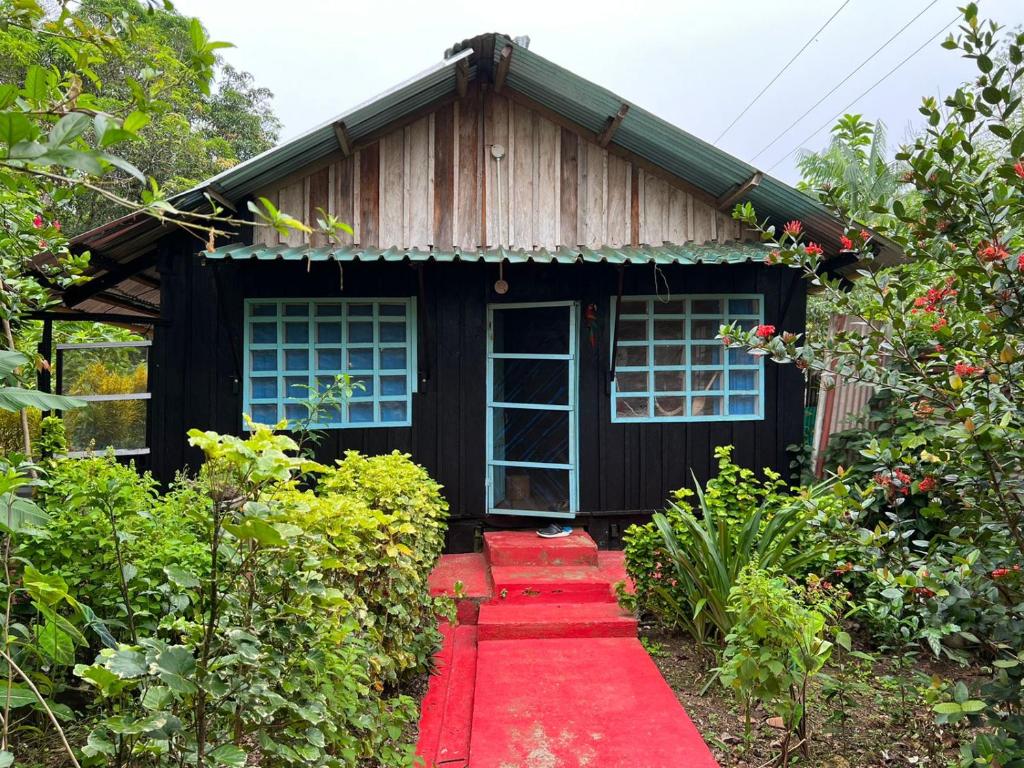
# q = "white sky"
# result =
<box><xmin>175</xmin><ymin>0</ymin><xmax>1024</xmax><ymax>185</ymax></box>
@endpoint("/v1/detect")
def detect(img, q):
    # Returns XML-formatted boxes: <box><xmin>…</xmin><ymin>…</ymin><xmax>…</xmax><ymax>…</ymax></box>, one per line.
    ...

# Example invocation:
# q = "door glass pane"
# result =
<box><xmin>615</xmin><ymin>345</ymin><xmax>647</xmax><ymax>367</ymax></box>
<box><xmin>492</xmin><ymin>408</ymin><xmax>569</xmax><ymax>465</ymax></box>
<box><xmin>492</xmin><ymin>306</ymin><xmax>570</xmax><ymax>354</ymax></box>
<box><xmin>491</xmin><ymin>466</ymin><xmax>570</xmax><ymax>513</ymax></box>
<box><xmin>491</xmin><ymin>358</ymin><xmax>568</xmax><ymax>405</ymax></box>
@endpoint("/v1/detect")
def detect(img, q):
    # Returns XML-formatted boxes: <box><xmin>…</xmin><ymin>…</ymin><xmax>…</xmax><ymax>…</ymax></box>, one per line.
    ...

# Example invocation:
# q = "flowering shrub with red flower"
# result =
<box><xmin>755</xmin><ymin>324</ymin><xmax>776</xmax><ymax>339</ymax></box>
<box><xmin>727</xmin><ymin>11</ymin><xmax>1024</xmax><ymax>760</ymax></box>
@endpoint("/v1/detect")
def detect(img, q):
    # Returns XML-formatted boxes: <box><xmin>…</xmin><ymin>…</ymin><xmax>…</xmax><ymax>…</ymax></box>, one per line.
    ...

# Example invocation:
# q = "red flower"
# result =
<box><xmin>1017</xmin><ymin>254</ymin><xmax>1024</xmax><ymax>272</ymax></box>
<box><xmin>783</xmin><ymin>220</ymin><xmax>803</xmax><ymax>238</ymax></box>
<box><xmin>992</xmin><ymin>568</ymin><xmax>1010</xmax><ymax>580</ymax></box>
<box><xmin>931</xmin><ymin>318</ymin><xmax>948</xmax><ymax>332</ymax></box>
<box><xmin>1015</xmin><ymin>160</ymin><xmax>1024</xmax><ymax>179</ymax></box>
<box><xmin>912</xmin><ymin>587</ymin><xmax>936</xmax><ymax>599</ymax></box>
<box><xmin>755</xmin><ymin>324</ymin><xmax>776</xmax><ymax>339</ymax></box>
<box><xmin>804</xmin><ymin>242</ymin><xmax>824</xmax><ymax>256</ymax></box>
<box><xmin>38</xmin><ymin>239</ymin><xmax>46</xmax><ymax>249</ymax></box>
<box><xmin>840</xmin><ymin>235</ymin><xmax>854</xmax><ymax>250</ymax></box>
<box><xmin>954</xmin><ymin>362</ymin><xmax>984</xmax><ymax>377</ymax></box>
<box><xmin>32</xmin><ymin>214</ymin><xmax>43</xmax><ymax>229</ymax></box>
<box><xmin>860</xmin><ymin>229</ymin><xmax>871</xmax><ymax>242</ymax></box>
<box><xmin>721</xmin><ymin>336</ymin><xmax>732</xmax><ymax>347</ymax></box>
<box><xmin>934</xmin><ymin>344</ymin><xmax>945</xmax><ymax>353</ymax></box>
<box><xmin>978</xmin><ymin>241</ymin><xmax>1009</xmax><ymax>262</ymax></box>
<box><xmin>918</xmin><ymin>476</ymin><xmax>936</xmax><ymax>493</ymax></box>
<box><xmin>52</xmin><ymin>219</ymin><xmax>61</xmax><ymax>232</ymax></box>
<box><xmin>914</xmin><ymin>283</ymin><xmax>958</xmax><ymax>314</ymax></box>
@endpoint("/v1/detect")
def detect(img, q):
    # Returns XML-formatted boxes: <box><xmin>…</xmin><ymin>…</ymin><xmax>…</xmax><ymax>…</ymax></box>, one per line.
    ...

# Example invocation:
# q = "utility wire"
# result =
<box><xmin>715</xmin><ymin>0</ymin><xmax>851</xmax><ymax>143</ymax></box>
<box><xmin>767</xmin><ymin>14</ymin><xmax>959</xmax><ymax>173</ymax></box>
<box><xmin>749</xmin><ymin>0</ymin><xmax>939</xmax><ymax>163</ymax></box>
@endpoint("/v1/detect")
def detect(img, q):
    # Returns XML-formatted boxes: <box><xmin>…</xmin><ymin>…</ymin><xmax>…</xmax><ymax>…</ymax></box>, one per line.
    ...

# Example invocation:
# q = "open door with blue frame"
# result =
<box><xmin>486</xmin><ymin>302</ymin><xmax>579</xmax><ymax>519</ymax></box>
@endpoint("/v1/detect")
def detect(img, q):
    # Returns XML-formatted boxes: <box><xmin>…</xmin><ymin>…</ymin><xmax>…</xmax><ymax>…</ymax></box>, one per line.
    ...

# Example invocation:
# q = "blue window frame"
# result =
<box><xmin>610</xmin><ymin>295</ymin><xmax>764</xmax><ymax>422</ymax></box>
<box><xmin>244</xmin><ymin>298</ymin><xmax>416</xmax><ymax>429</ymax></box>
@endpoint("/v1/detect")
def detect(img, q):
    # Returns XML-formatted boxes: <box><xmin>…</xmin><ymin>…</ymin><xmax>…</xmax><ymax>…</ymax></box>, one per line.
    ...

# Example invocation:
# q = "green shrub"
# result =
<box><xmin>720</xmin><ymin>566</ymin><xmax>834</xmax><ymax>765</ymax></box>
<box><xmin>22</xmin><ymin>456</ymin><xmax>209</xmax><ymax>640</ymax></box>
<box><xmin>60</xmin><ymin>429</ymin><xmax>449</xmax><ymax>767</ymax></box>
<box><xmin>621</xmin><ymin>445</ymin><xmax>843</xmax><ymax>644</ymax></box>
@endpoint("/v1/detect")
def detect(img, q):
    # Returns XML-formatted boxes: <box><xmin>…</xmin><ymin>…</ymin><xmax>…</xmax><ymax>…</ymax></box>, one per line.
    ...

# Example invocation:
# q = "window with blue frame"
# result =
<box><xmin>610</xmin><ymin>295</ymin><xmax>764</xmax><ymax>422</ymax></box>
<box><xmin>244</xmin><ymin>299</ymin><xmax>416</xmax><ymax>429</ymax></box>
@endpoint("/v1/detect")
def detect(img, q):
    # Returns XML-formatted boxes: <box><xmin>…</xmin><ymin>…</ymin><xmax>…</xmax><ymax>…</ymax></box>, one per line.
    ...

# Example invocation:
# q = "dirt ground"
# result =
<box><xmin>643</xmin><ymin>624</ymin><xmax>985</xmax><ymax>767</ymax></box>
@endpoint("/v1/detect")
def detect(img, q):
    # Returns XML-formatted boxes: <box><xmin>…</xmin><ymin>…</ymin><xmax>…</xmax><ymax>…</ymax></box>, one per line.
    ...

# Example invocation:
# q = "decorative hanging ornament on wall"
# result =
<box><xmin>494</xmin><ymin>259</ymin><xmax>509</xmax><ymax>294</ymax></box>
<box><xmin>584</xmin><ymin>303</ymin><xmax>599</xmax><ymax>349</ymax></box>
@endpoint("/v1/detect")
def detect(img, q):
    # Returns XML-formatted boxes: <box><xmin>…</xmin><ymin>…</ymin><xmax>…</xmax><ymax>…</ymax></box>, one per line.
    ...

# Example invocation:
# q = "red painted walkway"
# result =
<box><xmin>418</xmin><ymin>530</ymin><xmax>719</xmax><ymax>768</ymax></box>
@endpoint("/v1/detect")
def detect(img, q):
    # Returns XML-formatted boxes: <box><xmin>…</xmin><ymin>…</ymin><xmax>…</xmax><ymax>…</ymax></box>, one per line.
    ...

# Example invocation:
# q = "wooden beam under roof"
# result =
<box><xmin>494</xmin><ymin>44</ymin><xmax>513</xmax><ymax>93</ymax></box>
<box><xmin>456</xmin><ymin>58</ymin><xmax>470</xmax><ymax>98</ymax></box>
<box><xmin>333</xmin><ymin>121</ymin><xmax>352</xmax><ymax>157</ymax></box>
<box><xmin>62</xmin><ymin>250</ymin><xmax>161</xmax><ymax>308</ymax></box>
<box><xmin>205</xmin><ymin>184</ymin><xmax>236</xmax><ymax>213</ymax></box>
<box><xmin>598</xmin><ymin>103</ymin><xmax>630</xmax><ymax>148</ymax></box>
<box><xmin>27</xmin><ymin>310</ymin><xmax>167</xmax><ymax>325</ymax></box>
<box><xmin>715</xmin><ymin>171</ymin><xmax>763</xmax><ymax>211</ymax></box>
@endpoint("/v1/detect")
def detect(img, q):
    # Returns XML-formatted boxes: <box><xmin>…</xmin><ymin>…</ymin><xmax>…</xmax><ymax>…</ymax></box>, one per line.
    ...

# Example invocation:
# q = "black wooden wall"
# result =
<box><xmin>150</xmin><ymin>236</ymin><xmax>807</xmax><ymax>551</ymax></box>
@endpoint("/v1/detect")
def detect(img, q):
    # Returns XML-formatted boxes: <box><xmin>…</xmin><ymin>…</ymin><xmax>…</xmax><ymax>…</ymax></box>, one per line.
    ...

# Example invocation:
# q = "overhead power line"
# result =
<box><xmin>749</xmin><ymin>0</ymin><xmax>939</xmax><ymax>163</ymax></box>
<box><xmin>767</xmin><ymin>14</ymin><xmax>959</xmax><ymax>173</ymax></box>
<box><xmin>715</xmin><ymin>0</ymin><xmax>851</xmax><ymax>144</ymax></box>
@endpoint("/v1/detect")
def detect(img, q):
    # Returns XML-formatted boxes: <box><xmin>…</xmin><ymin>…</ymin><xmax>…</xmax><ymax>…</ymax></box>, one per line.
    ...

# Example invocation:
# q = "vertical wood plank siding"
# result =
<box><xmin>253</xmin><ymin>90</ymin><xmax>751</xmax><ymax>251</ymax></box>
<box><xmin>152</xmin><ymin>239</ymin><xmax>806</xmax><ymax>552</ymax></box>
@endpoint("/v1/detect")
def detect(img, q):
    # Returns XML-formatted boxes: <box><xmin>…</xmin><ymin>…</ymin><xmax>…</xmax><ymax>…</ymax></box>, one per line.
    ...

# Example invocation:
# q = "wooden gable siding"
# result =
<box><xmin>253</xmin><ymin>89</ymin><xmax>745</xmax><ymax>250</ymax></box>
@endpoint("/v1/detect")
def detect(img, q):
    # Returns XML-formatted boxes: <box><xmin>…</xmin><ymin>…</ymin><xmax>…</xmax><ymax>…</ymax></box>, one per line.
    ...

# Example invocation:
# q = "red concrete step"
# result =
<box><xmin>469</xmin><ymin>637</ymin><xmax>720</xmax><ymax>768</ymax></box>
<box><xmin>478</xmin><ymin>601</ymin><xmax>637</xmax><ymax>640</ymax></box>
<box><xmin>428</xmin><ymin>552</ymin><xmax>493</xmax><ymax>625</ymax></box>
<box><xmin>416</xmin><ymin>623</ymin><xmax>478</xmax><ymax>768</ymax></box>
<box><xmin>483</xmin><ymin>529</ymin><xmax>599</xmax><ymax>567</ymax></box>
<box><xmin>489</xmin><ymin>564</ymin><xmax>619</xmax><ymax>603</ymax></box>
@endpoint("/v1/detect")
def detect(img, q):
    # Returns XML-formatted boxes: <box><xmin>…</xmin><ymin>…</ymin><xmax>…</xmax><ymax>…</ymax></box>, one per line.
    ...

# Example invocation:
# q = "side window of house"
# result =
<box><xmin>244</xmin><ymin>299</ymin><xmax>416</xmax><ymax>428</ymax></box>
<box><xmin>610</xmin><ymin>295</ymin><xmax>763</xmax><ymax>422</ymax></box>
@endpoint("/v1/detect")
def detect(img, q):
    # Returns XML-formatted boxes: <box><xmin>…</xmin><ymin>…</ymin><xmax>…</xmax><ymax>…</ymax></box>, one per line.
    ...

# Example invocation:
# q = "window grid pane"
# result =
<box><xmin>244</xmin><ymin>299</ymin><xmax>415</xmax><ymax>430</ymax></box>
<box><xmin>611</xmin><ymin>295</ymin><xmax>763</xmax><ymax>422</ymax></box>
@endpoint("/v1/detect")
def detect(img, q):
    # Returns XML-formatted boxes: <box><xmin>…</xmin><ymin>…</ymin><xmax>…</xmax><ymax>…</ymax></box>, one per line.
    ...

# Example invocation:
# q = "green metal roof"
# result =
<box><xmin>204</xmin><ymin>242</ymin><xmax>777</xmax><ymax>265</ymax></box>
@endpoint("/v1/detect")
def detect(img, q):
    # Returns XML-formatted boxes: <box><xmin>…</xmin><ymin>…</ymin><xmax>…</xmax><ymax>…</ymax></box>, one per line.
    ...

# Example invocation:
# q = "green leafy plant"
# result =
<box><xmin>621</xmin><ymin>446</ymin><xmax>842</xmax><ymax>644</ymax></box>
<box><xmin>54</xmin><ymin>425</ymin><xmax>449</xmax><ymax>767</ymax></box>
<box><xmin>719</xmin><ymin>566</ymin><xmax>834</xmax><ymax>766</ymax></box>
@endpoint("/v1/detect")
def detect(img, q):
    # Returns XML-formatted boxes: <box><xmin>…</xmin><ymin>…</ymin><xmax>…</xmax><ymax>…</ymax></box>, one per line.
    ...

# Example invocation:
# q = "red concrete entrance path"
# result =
<box><xmin>418</xmin><ymin>530</ymin><xmax>719</xmax><ymax>768</ymax></box>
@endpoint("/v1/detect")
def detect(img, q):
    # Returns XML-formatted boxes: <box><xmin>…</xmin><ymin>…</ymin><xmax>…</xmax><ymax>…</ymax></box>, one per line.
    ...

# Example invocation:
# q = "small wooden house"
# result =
<box><xmin>45</xmin><ymin>34</ymin><xmax>898</xmax><ymax>550</ymax></box>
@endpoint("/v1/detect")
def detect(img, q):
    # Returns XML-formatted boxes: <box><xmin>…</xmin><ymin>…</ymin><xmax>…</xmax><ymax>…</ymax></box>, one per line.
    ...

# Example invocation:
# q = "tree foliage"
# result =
<box><xmin>730</xmin><ymin>6</ymin><xmax>1024</xmax><ymax>762</ymax></box>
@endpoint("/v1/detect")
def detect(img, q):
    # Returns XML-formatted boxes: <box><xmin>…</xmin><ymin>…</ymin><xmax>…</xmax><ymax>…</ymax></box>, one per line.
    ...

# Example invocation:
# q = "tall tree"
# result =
<box><xmin>797</xmin><ymin>114</ymin><xmax>903</xmax><ymax>228</ymax></box>
<box><xmin>21</xmin><ymin>0</ymin><xmax>283</xmax><ymax>234</ymax></box>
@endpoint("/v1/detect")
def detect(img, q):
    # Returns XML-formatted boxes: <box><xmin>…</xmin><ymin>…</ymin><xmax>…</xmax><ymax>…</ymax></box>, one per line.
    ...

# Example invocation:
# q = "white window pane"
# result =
<box><xmin>691</xmin><ymin>299</ymin><xmax>722</xmax><ymax>314</ymax></box>
<box><xmin>653</xmin><ymin>319</ymin><xmax>685</xmax><ymax>340</ymax></box>
<box><xmin>692</xmin><ymin>370</ymin><xmax>723</xmax><ymax>391</ymax></box>
<box><xmin>618</xmin><ymin>319</ymin><xmax>647</xmax><ymax>341</ymax></box>
<box><xmin>616</xmin><ymin>345</ymin><xmax>648</xmax><ymax>367</ymax></box>
<box><xmin>654</xmin><ymin>396</ymin><xmax>685</xmax><ymax>417</ymax></box>
<box><xmin>691</xmin><ymin>345</ymin><xmax>721</xmax><ymax>366</ymax></box>
<box><xmin>691</xmin><ymin>319</ymin><xmax>720</xmax><ymax>340</ymax></box>
<box><xmin>653</xmin><ymin>345</ymin><xmax>685</xmax><ymax>366</ymax></box>
<box><xmin>616</xmin><ymin>396</ymin><xmax>649</xmax><ymax>418</ymax></box>
<box><xmin>654</xmin><ymin>299</ymin><xmax>685</xmax><ymax>314</ymax></box>
<box><xmin>692</xmin><ymin>396</ymin><xmax>723</xmax><ymax>416</ymax></box>
<box><xmin>619</xmin><ymin>299</ymin><xmax>648</xmax><ymax>315</ymax></box>
<box><xmin>654</xmin><ymin>371</ymin><xmax>684</xmax><ymax>392</ymax></box>
<box><xmin>616</xmin><ymin>372</ymin><xmax>648</xmax><ymax>393</ymax></box>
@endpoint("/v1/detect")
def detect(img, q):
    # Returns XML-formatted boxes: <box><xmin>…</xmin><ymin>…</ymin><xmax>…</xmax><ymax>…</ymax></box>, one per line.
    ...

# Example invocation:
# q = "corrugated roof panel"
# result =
<box><xmin>204</xmin><ymin>242</ymin><xmax>778</xmax><ymax>266</ymax></box>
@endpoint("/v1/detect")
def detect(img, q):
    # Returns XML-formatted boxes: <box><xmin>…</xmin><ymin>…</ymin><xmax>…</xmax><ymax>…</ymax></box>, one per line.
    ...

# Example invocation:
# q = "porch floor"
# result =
<box><xmin>417</xmin><ymin>530</ymin><xmax>719</xmax><ymax>768</ymax></box>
